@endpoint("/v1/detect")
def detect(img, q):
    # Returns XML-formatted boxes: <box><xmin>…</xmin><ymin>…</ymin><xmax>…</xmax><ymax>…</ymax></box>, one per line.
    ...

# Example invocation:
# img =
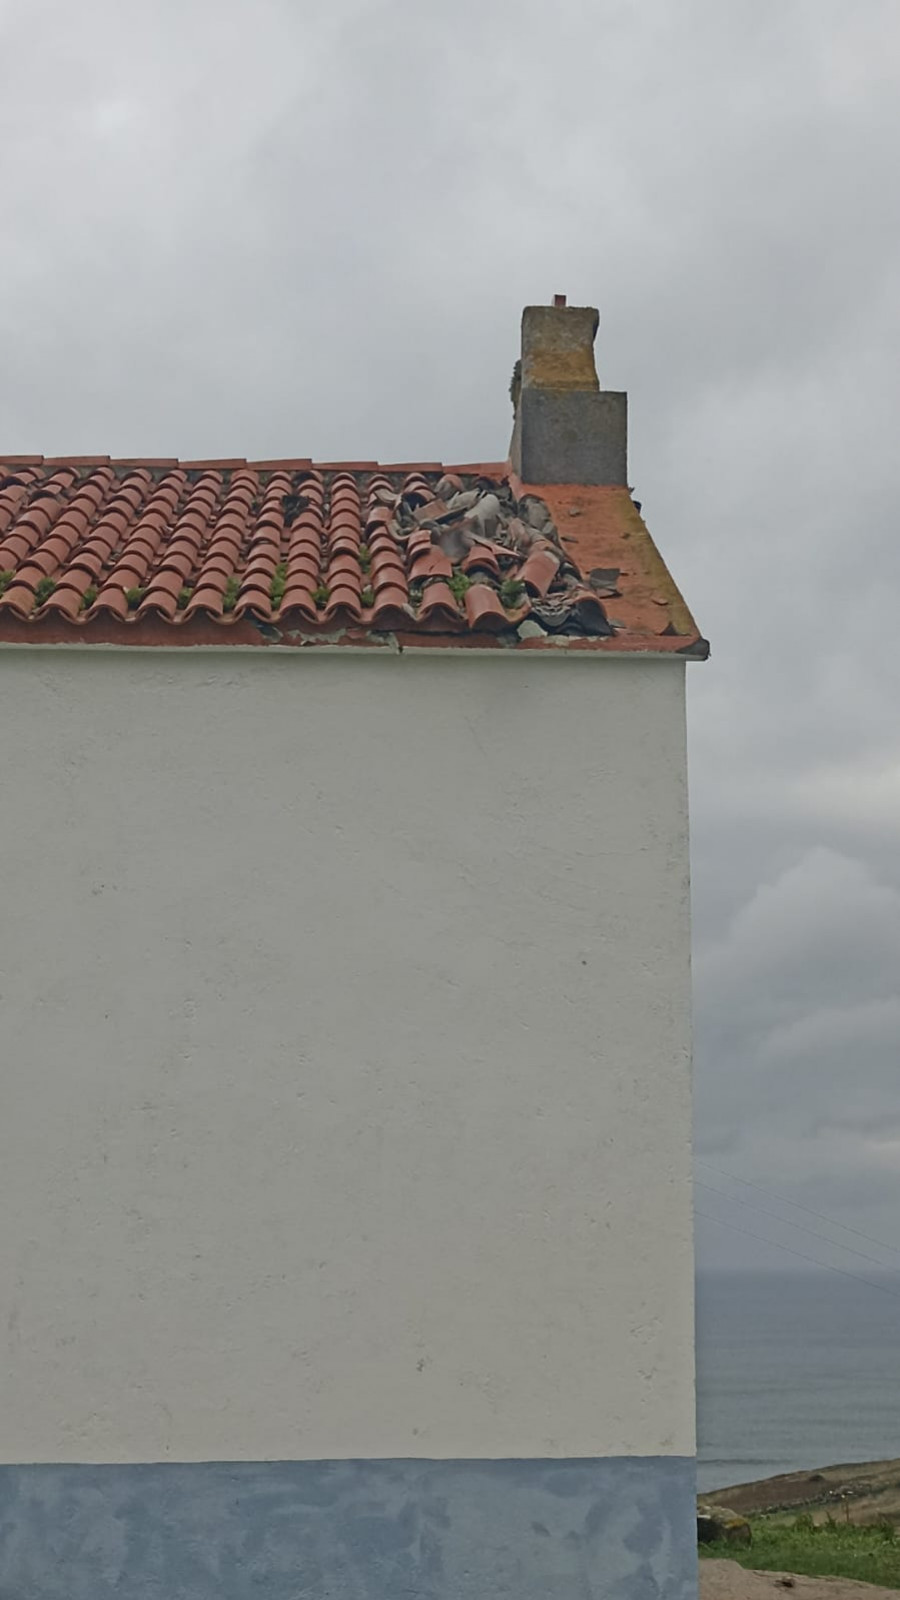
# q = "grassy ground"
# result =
<box><xmin>700</xmin><ymin>1515</ymin><xmax>900</xmax><ymax>1588</ymax></box>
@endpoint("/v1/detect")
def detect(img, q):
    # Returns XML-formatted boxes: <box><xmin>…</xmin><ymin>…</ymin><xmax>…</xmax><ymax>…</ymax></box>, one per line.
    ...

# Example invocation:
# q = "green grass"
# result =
<box><xmin>701</xmin><ymin>1515</ymin><xmax>900</xmax><ymax>1587</ymax></box>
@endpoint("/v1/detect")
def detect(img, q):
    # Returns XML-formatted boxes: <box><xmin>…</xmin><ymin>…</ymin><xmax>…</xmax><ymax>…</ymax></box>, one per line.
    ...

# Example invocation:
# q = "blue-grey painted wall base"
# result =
<box><xmin>0</xmin><ymin>1456</ymin><xmax>697</xmax><ymax>1600</ymax></box>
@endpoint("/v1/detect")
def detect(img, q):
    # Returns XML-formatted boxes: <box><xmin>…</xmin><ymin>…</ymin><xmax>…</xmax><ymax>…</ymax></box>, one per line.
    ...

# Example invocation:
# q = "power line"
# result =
<box><xmin>697</xmin><ymin>1160</ymin><xmax>900</xmax><ymax>1260</ymax></box>
<box><xmin>695</xmin><ymin>1180</ymin><xmax>898</xmax><ymax>1274</ymax></box>
<box><xmin>694</xmin><ymin>1207</ymin><xmax>900</xmax><ymax>1301</ymax></box>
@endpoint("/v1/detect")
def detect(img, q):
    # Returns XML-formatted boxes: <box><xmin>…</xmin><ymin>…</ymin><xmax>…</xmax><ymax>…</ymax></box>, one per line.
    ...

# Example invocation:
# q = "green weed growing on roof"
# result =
<box><xmin>448</xmin><ymin>571</ymin><xmax>471</xmax><ymax>604</ymax></box>
<box><xmin>499</xmin><ymin>576</ymin><xmax>525</xmax><ymax>609</ymax></box>
<box><xmin>124</xmin><ymin>586</ymin><xmax>144</xmax><ymax>610</ymax></box>
<box><xmin>360</xmin><ymin>586</ymin><xmax>374</xmax><ymax>609</ymax></box>
<box><xmin>177</xmin><ymin>586</ymin><xmax>193</xmax><ymax>609</ymax></box>
<box><xmin>34</xmin><ymin>576</ymin><xmax>57</xmax><ymax>606</ymax></box>
<box><xmin>0</xmin><ymin>569</ymin><xmax>14</xmax><ymax>597</ymax></box>
<box><xmin>80</xmin><ymin>585</ymin><xmax>97</xmax><ymax>611</ymax></box>
<box><xmin>312</xmin><ymin>584</ymin><xmax>329</xmax><ymax>609</ymax></box>
<box><xmin>223</xmin><ymin>574</ymin><xmax>240</xmax><ymax>612</ymax></box>
<box><xmin>269</xmin><ymin>562</ymin><xmax>287</xmax><ymax>607</ymax></box>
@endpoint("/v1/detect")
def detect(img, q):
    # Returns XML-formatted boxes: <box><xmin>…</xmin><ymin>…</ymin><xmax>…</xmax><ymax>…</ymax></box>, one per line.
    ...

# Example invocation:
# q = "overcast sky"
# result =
<box><xmin>2</xmin><ymin>0</ymin><xmax>898</xmax><ymax>1275</ymax></box>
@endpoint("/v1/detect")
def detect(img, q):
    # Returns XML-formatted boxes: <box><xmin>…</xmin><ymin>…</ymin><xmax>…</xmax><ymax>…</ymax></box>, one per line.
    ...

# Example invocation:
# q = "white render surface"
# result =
<box><xmin>0</xmin><ymin>649</ymin><xmax>695</xmax><ymax>1465</ymax></box>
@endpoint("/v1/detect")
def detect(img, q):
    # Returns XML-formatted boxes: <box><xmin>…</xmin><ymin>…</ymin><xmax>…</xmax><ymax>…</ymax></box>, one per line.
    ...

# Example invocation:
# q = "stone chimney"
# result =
<box><xmin>509</xmin><ymin>296</ymin><xmax>627</xmax><ymax>485</ymax></box>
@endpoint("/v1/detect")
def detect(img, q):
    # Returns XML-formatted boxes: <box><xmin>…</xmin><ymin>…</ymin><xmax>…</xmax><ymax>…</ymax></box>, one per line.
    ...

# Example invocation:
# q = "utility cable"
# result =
<box><xmin>694</xmin><ymin>1207</ymin><xmax>900</xmax><ymax>1302</ymax></box>
<box><xmin>697</xmin><ymin>1160</ymin><xmax>900</xmax><ymax>1261</ymax></box>
<box><xmin>695</xmin><ymin>1180</ymin><xmax>898</xmax><ymax>1274</ymax></box>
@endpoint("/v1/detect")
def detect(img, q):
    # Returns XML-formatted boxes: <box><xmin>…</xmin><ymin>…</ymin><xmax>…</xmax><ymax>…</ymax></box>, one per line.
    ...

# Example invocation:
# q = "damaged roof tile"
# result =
<box><xmin>0</xmin><ymin>458</ymin><xmax>707</xmax><ymax>655</ymax></box>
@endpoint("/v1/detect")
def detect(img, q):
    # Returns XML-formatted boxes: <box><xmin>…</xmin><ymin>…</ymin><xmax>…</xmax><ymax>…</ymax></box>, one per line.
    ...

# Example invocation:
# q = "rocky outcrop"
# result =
<box><xmin>698</xmin><ymin>1503</ymin><xmax>753</xmax><ymax>1546</ymax></box>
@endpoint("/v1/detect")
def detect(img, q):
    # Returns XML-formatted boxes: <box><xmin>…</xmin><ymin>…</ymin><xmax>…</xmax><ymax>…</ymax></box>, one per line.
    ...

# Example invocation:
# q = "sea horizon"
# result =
<box><xmin>695</xmin><ymin>1268</ymin><xmax>900</xmax><ymax>1494</ymax></box>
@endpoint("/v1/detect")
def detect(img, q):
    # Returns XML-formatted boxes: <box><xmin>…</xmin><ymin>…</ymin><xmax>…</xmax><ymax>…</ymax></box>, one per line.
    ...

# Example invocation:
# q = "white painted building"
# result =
<box><xmin>0</xmin><ymin>300</ymin><xmax>706</xmax><ymax>1599</ymax></box>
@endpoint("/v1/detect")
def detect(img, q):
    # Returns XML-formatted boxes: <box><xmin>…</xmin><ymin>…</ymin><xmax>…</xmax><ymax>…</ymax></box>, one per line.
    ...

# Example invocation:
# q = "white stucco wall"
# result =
<box><xmin>0</xmin><ymin>648</ymin><xmax>694</xmax><ymax>1466</ymax></box>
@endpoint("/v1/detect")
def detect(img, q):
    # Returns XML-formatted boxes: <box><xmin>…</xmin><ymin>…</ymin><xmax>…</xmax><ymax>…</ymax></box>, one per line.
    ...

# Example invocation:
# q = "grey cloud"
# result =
<box><xmin>695</xmin><ymin>849</ymin><xmax>900</xmax><ymax>1267</ymax></box>
<box><xmin>0</xmin><ymin>0</ymin><xmax>898</xmax><ymax>1267</ymax></box>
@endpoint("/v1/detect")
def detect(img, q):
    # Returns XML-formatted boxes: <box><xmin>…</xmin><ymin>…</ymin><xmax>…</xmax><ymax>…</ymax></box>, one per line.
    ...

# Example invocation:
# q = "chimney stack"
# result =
<box><xmin>509</xmin><ymin>298</ymin><xmax>627</xmax><ymax>486</ymax></box>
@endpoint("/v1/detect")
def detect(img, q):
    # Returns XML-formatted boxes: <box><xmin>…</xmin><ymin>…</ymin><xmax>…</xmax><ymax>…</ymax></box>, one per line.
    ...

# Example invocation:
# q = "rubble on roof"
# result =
<box><xmin>389</xmin><ymin>474</ymin><xmax>612</xmax><ymax>638</ymax></box>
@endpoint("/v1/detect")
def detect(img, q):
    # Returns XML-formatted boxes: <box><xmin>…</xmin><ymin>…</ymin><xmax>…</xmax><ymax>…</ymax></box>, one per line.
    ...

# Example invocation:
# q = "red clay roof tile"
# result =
<box><xmin>409</xmin><ymin>547</ymin><xmax>453</xmax><ymax>582</ymax></box>
<box><xmin>465</xmin><ymin>582</ymin><xmax>510</xmax><ymax>632</ymax></box>
<box><xmin>0</xmin><ymin>458</ymin><xmax>706</xmax><ymax>655</ymax></box>
<box><xmin>461</xmin><ymin>544</ymin><xmax>501</xmax><ymax>578</ymax></box>
<box><xmin>418</xmin><ymin>581</ymin><xmax>464</xmax><ymax>630</ymax></box>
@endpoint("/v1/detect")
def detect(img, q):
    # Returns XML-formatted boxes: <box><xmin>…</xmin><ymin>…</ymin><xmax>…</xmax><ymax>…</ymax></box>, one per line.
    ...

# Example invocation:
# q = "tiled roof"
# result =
<box><xmin>0</xmin><ymin>457</ymin><xmax>706</xmax><ymax>655</ymax></box>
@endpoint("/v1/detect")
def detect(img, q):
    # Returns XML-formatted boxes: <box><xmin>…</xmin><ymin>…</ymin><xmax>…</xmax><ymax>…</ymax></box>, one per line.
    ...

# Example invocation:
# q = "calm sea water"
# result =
<box><xmin>696</xmin><ymin>1272</ymin><xmax>900</xmax><ymax>1494</ymax></box>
